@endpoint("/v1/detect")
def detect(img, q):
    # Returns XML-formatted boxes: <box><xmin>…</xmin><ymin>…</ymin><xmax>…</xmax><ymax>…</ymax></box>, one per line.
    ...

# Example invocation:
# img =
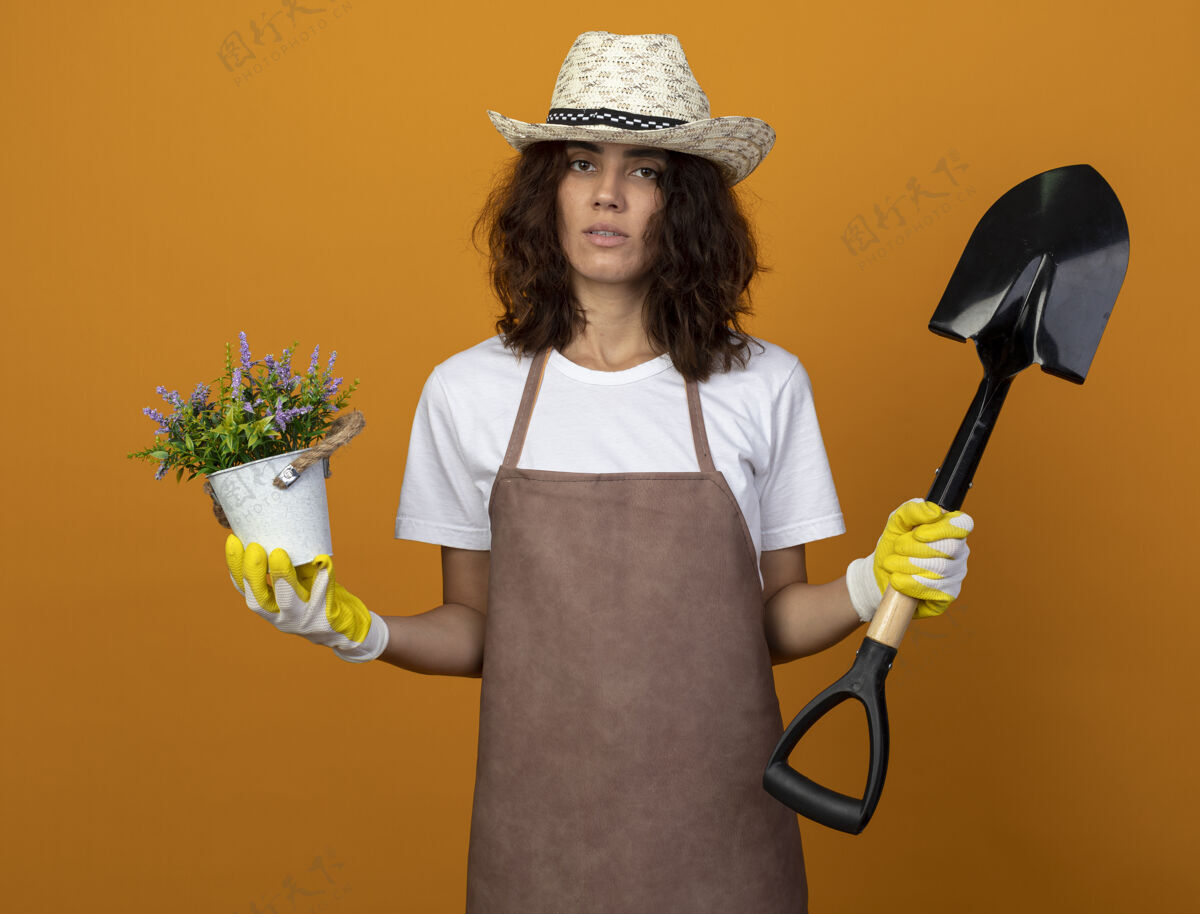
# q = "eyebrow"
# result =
<box><xmin>566</xmin><ymin>141</ymin><xmax>669</xmax><ymax>160</ymax></box>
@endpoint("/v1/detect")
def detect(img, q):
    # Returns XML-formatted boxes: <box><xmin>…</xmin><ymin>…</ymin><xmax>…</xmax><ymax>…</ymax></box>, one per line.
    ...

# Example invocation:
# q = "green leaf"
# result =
<box><xmin>150</xmin><ymin>450</ymin><xmax>169</xmax><ymax>460</ymax></box>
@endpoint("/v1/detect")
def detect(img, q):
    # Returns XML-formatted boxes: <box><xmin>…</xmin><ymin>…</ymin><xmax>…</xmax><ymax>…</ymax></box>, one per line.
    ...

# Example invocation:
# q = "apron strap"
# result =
<box><xmin>503</xmin><ymin>349</ymin><xmax>550</xmax><ymax>467</ymax></box>
<box><xmin>685</xmin><ymin>379</ymin><xmax>717</xmax><ymax>474</ymax></box>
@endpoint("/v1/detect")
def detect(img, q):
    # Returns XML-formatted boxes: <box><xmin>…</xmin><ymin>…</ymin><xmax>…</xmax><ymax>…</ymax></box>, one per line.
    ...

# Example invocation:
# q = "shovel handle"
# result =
<box><xmin>866</xmin><ymin>585</ymin><xmax>921</xmax><ymax>649</ymax></box>
<box><xmin>764</xmin><ymin>588</ymin><xmax>919</xmax><ymax>833</ymax></box>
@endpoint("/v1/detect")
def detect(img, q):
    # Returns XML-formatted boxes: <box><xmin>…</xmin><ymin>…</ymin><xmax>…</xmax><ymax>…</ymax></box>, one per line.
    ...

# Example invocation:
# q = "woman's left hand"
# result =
<box><xmin>846</xmin><ymin>499</ymin><xmax>974</xmax><ymax>621</ymax></box>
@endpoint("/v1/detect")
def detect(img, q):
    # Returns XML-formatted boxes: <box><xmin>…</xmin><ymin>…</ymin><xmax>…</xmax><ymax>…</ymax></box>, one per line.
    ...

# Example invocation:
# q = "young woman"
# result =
<box><xmin>224</xmin><ymin>31</ymin><xmax>973</xmax><ymax>913</ymax></box>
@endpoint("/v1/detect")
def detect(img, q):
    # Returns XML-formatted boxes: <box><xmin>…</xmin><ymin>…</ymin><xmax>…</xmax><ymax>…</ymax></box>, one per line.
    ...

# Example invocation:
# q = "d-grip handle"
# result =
<box><xmin>763</xmin><ymin>637</ymin><xmax>896</xmax><ymax>834</ymax></box>
<box><xmin>764</xmin><ymin>587</ymin><xmax>918</xmax><ymax>834</ymax></box>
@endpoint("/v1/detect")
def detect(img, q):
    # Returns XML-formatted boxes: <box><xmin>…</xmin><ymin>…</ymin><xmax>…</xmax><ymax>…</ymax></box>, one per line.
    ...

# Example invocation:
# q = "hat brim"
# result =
<box><xmin>486</xmin><ymin>110</ymin><xmax>775</xmax><ymax>185</ymax></box>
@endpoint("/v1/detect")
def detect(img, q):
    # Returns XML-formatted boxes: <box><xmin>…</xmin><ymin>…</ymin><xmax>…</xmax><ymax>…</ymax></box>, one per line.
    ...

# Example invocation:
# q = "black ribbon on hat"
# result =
<box><xmin>546</xmin><ymin>107</ymin><xmax>687</xmax><ymax>130</ymax></box>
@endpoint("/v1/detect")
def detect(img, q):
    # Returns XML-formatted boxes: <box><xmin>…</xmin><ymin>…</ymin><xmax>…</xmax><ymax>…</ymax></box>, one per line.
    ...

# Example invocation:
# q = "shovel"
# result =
<box><xmin>763</xmin><ymin>164</ymin><xmax>1130</xmax><ymax>835</ymax></box>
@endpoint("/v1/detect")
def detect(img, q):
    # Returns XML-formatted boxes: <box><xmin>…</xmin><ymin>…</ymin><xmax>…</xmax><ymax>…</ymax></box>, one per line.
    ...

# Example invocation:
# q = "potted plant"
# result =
<box><xmin>128</xmin><ymin>332</ymin><xmax>360</xmax><ymax>563</ymax></box>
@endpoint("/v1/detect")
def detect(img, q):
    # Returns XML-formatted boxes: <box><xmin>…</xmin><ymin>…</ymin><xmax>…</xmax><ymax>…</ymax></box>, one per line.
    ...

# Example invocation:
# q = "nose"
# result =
<box><xmin>592</xmin><ymin>169</ymin><xmax>624</xmax><ymax>211</ymax></box>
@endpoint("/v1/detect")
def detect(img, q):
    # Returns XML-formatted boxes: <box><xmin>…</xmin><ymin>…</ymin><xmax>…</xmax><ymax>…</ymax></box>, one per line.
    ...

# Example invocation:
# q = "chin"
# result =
<box><xmin>571</xmin><ymin>259</ymin><xmax>652</xmax><ymax>286</ymax></box>
<box><xmin>574</xmin><ymin>270</ymin><xmax>653</xmax><ymax>291</ymax></box>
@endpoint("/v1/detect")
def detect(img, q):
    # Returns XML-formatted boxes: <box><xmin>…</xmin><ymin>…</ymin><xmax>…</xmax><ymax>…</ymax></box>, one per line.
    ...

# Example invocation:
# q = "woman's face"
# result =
<box><xmin>556</xmin><ymin>141</ymin><xmax>668</xmax><ymax>299</ymax></box>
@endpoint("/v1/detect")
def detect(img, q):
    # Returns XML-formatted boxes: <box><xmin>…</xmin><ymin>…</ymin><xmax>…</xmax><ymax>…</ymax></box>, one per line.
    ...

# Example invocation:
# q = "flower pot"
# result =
<box><xmin>207</xmin><ymin>449</ymin><xmax>333</xmax><ymax>565</ymax></box>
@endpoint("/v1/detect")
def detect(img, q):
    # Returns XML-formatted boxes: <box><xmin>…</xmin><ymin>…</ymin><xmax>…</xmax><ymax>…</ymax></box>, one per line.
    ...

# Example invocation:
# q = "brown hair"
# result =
<box><xmin>475</xmin><ymin>141</ymin><xmax>765</xmax><ymax>382</ymax></box>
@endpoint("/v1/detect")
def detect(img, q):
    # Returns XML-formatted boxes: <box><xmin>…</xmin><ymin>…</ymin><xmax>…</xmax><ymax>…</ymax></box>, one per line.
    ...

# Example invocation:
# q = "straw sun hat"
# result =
<box><xmin>487</xmin><ymin>31</ymin><xmax>775</xmax><ymax>185</ymax></box>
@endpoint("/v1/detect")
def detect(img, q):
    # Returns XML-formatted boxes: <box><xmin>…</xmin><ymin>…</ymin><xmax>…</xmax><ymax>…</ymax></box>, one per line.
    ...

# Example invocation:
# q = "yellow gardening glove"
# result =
<box><xmin>224</xmin><ymin>534</ymin><xmax>389</xmax><ymax>662</ymax></box>
<box><xmin>846</xmin><ymin>499</ymin><xmax>974</xmax><ymax>622</ymax></box>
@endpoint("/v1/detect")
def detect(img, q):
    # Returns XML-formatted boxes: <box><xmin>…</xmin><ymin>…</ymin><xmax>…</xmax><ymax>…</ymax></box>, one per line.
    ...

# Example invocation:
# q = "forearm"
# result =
<box><xmin>763</xmin><ymin>576</ymin><xmax>863</xmax><ymax>665</ymax></box>
<box><xmin>376</xmin><ymin>603</ymin><xmax>486</xmax><ymax>678</ymax></box>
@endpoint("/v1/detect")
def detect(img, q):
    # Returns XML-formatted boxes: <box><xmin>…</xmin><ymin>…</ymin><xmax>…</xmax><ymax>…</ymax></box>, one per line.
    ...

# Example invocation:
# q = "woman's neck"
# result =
<box><xmin>560</xmin><ymin>278</ymin><xmax>662</xmax><ymax>371</ymax></box>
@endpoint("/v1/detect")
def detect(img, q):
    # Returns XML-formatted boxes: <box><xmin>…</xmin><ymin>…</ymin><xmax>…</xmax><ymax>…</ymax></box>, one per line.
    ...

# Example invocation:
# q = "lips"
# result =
<box><xmin>584</xmin><ymin>223</ymin><xmax>628</xmax><ymax>237</ymax></box>
<box><xmin>583</xmin><ymin>223</ymin><xmax>629</xmax><ymax>247</ymax></box>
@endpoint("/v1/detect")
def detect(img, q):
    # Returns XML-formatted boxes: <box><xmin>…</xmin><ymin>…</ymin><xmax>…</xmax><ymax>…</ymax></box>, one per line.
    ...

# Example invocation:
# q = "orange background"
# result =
<box><xmin>3</xmin><ymin>1</ymin><xmax>1197</xmax><ymax>911</ymax></box>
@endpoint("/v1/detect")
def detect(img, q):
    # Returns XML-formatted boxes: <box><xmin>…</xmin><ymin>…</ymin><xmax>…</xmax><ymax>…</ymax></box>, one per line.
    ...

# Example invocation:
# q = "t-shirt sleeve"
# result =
<box><xmin>394</xmin><ymin>368</ymin><xmax>492</xmax><ymax>550</ymax></box>
<box><xmin>758</xmin><ymin>358</ymin><xmax>845</xmax><ymax>550</ymax></box>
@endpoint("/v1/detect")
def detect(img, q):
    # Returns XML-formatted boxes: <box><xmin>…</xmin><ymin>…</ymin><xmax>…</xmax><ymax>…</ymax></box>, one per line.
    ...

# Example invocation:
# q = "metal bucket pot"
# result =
<box><xmin>207</xmin><ymin>449</ymin><xmax>332</xmax><ymax>564</ymax></box>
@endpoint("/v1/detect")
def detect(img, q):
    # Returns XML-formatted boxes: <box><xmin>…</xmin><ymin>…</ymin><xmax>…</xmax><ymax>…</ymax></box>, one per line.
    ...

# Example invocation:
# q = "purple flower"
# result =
<box><xmin>154</xmin><ymin>462</ymin><xmax>168</xmax><ymax>481</ymax></box>
<box><xmin>324</xmin><ymin>376</ymin><xmax>343</xmax><ymax>400</ymax></box>
<box><xmin>308</xmin><ymin>345</ymin><xmax>320</xmax><ymax>375</ymax></box>
<box><xmin>231</xmin><ymin>366</ymin><xmax>242</xmax><ymax>392</ymax></box>
<box><xmin>189</xmin><ymin>383</ymin><xmax>210</xmax><ymax>407</ymax></box>
<box><xmin>156</xmin><ymin>386</ymin><xmax>183</xmax><ymax>409</ymax></box>
<box><xmin>142</xmin><ymin>406</ymin><xmax>171</xmax><ymax>434</ymax></box>
<box><xmin>272</xmin><ymin>398</ymin><xmax>313</xmax><ymax>433</ymax></box>
<box><xmin>278</xmin><ymin>347</ymin><xmax>293</xmax><ymax>385</ymax></box>
<box><xmin>327</xmin><ymin>350</ymin><xmax>337</xmax><ymax>372</ymax></box>
<box><xmin>239</xmin><ymin>332</ymin><xmax>252</xmax><ymax>374</ymax></box>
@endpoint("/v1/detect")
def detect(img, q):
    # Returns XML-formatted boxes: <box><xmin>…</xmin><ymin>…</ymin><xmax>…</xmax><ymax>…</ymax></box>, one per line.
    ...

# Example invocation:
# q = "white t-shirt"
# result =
<box><xmin>394</xmin><ymin>336</ymin><xmax>845</xmax><ymax>576</ymax></box>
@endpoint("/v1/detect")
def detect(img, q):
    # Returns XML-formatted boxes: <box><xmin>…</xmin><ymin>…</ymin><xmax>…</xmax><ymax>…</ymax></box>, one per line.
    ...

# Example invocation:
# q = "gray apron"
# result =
<box><xmin>466</xmin><ymin>349</ymin><xmax>808</xmax><ymax>912</ymax></box>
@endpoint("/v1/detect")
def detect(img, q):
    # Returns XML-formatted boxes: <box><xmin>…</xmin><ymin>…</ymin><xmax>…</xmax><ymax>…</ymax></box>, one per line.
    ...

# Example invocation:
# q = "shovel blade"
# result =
<box><xmin>930</xmin><ymin>164</ymin><xmax>1129</xmax><ymax>383</ymax></box>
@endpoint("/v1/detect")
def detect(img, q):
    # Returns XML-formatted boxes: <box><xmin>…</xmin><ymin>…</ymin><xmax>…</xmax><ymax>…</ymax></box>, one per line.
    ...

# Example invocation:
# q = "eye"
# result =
<box><xmin>567</xmin><ymin>158</ymin><xmax>596</xmax><ymax>173</ymax></box>
<box><xmin>632</xmin><ymin>166</ymin><xmax>661</xmax><ymax>179</ymax></box>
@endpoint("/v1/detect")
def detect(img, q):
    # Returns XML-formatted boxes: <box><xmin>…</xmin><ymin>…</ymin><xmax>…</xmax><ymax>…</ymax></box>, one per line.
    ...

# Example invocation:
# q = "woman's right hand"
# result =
<box><xmin>224</xmin><ymin>534</ymin><xmax>390</xmax><ymax>663</ymax></box>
